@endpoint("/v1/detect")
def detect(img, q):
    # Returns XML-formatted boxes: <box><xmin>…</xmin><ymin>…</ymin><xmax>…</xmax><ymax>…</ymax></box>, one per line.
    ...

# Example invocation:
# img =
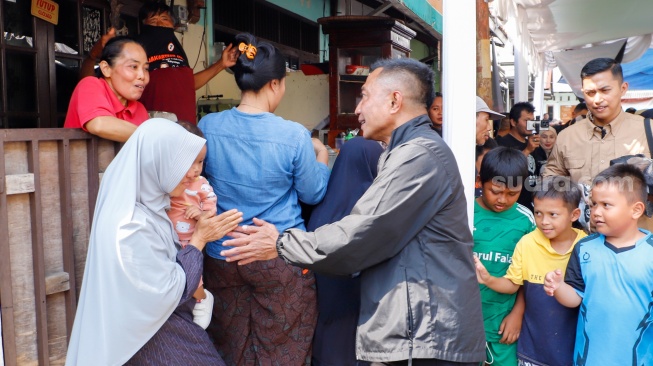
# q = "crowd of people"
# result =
<box><xmin>429</xmin><ymin>57</ymin><xmax>653</xmax><ymax>365</ymax></box>
<box><xmin>60</xmin><ymin>1</ymin><xmax>652</xmax><ymax>365</ymax></box>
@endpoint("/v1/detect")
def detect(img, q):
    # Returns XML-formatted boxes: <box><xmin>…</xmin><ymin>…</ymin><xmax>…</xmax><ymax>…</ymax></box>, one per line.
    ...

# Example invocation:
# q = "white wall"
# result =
<box><xmin>276</xmin><ymin>73</ymin><xmax>330</xmax><ymax>129</ymax></box>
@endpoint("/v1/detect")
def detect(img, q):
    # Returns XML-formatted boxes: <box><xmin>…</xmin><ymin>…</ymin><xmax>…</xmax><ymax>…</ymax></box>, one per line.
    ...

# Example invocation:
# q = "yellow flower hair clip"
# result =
<box><xmin>238</xmin><ymin>42</ymin><xmax>257</xmax><ymax>60</ymax></box>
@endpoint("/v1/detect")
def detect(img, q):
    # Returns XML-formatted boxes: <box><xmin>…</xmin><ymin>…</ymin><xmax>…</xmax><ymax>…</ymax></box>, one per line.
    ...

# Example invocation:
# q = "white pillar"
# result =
<box><xmin>443</xmin><ymin>0</ymin><xmax>476</xmax><ymax>230</ymax></box>
<box><xmin>532</xmin><ymin>63</ymin><xmax>544</xmax><ymax>117</ymax></box>
<box><xmin>514</xmin><ymin>44</ymin><xmax>529</xmax><ymax>103</ymax></box>
<box><xmin>513</xmin><ymin>6</ymin><xmax>529</xmax><ymax>103</ymax></box>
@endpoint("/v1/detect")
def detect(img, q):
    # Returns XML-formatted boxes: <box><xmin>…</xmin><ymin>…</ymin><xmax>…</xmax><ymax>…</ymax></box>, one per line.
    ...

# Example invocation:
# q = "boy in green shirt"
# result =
<box><xmin>474</xmin><ymin>147</ymin><xmax>535</xmax><ymax>365</ymax></box>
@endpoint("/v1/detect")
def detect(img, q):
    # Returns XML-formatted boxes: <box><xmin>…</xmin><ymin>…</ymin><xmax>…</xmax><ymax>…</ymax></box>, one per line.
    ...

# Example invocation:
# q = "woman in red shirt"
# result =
<box><xmin>64</xmin><ymin>36</ymin><xmax>149</xmax><ymax>142</ymax></box>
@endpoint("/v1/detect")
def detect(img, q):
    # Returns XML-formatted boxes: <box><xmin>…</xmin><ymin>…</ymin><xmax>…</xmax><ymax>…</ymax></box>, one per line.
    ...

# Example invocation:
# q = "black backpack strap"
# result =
<box><xmin>646</xmin><ymin>118</ymin><xmax>653</xmax><ymax>157</ymax></box>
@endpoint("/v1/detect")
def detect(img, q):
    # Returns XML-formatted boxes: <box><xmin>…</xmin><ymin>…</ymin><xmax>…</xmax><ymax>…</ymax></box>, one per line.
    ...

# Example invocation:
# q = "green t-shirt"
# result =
<box><xmin>473</xmin><ymin>200</ymin><xmax>535</xmax><ymax>342</ymax></box>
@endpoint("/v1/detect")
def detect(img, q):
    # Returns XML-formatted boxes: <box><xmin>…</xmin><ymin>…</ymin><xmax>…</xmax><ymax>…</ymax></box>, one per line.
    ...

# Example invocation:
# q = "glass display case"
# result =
<box><xmin>318</xmin><ymin>16</ymin><xmax>416</xmax><ymax>145</ymax></box>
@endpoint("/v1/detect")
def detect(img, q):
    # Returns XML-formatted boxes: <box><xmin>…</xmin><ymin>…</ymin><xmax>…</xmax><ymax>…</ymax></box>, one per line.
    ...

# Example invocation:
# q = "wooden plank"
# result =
<box><xmin>27</xmin><ymin>140</ymin><xmax>50</xmax><ymax>366</ymax></box>
<box><xmin>45</xmin><ymin>293</ymin><xmax>67</xmax><ymax>366</ymax></box>
<box><xmin>38</xmin><ymin>140</ymin><xmax>68</xmax><ymax>365</ymax></box>
<box><xmin>86</xmin><ymin>138</ymin><xmax>99</xmax><ymax>224</ymax></box>
<box><xmin>57</xmin><ymin>139</ymin><xmax>76</xmax><ymax>339</ymax></box>
<box><xmin>0</xmin><ymin>132</ymin><xmax>121</xmax><ymax>365</ymax></box>
<box><xmin>69</xmin><ymin>141</ymin><xmax>91</xmax><ymax>300</ymax></box>
<box><xmin>44</xmin><ymin>273</ymin><xmax>70</xmax><ymax>296</ymax></box>
<box><xmin>8</xmin><ymin>193</ymin><xmax>37</xmax><ymax>365</ymax></box>
<box><xmin>1</xmin><ymin>129</ymin><xmax>92</xmax><ymax>143</ymax></box>
<box><xmin>5</xmin><ymin>174</ymin><xmax>35</xmax><ymax>195</ymax></box>
<box><xmin>46</xmin><ymin>298</ymin><xmax>70</xmax><ymax>360</ymax></box>
<box><xmin>0</xmin><ymin>140</ymin><xmax>18</xmax><ymax>366</ymax></box>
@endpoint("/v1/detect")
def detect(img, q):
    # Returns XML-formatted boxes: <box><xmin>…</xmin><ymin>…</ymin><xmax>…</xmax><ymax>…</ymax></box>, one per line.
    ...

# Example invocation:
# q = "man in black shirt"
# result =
<box><xmin>496</xmin><ymin>102</ymin><xmax>539</xmax><ymax>210</ymax></box>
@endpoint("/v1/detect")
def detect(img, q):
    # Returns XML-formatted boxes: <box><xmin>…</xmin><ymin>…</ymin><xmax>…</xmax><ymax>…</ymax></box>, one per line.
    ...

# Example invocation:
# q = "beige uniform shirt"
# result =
<box><xmin>542</xmin><ymin>111</ymin><xmax>650</xmax><ymax>185</ymax></box>
<box><xmin>542</xmin><ymin>111</ymin><xmax>653</xmax><ymax>230</ymax></box>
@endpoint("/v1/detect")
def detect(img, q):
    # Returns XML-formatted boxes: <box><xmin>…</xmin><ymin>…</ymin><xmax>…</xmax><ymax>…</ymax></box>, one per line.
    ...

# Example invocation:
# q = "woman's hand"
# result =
<box><xmin>312</xmin><ymin>138</ymin><xmax>329</xmax><ymax>165</ymax></box>
<box><xmin>188</xmin><ymin>209</ymin><xmax>243</xmax><ymax>251</ymax></box>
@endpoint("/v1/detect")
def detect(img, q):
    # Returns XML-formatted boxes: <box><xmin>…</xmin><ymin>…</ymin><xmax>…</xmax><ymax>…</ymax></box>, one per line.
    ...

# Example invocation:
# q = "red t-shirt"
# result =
<box><xmin>138</xmin><ymin>67</ymin><xmax>196</xmax><ymax>123</ymax></box>
<box><xmin>63</xmin><ymin>77</ymin><xmax>149</xmax><ymax>131</ymax></box>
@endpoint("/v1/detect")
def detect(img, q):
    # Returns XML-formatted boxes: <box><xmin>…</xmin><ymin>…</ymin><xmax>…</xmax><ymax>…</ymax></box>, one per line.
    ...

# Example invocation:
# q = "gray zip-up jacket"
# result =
<box><xmin>278</xmin><ymin>115</ymin><xmax>485</xmax><ymax>363</ymax></box>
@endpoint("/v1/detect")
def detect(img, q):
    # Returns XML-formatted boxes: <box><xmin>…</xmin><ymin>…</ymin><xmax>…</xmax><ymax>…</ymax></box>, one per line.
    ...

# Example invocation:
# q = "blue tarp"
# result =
<box><xmin>622</xmin><ymin>48</ymin><xmax>653</xmax><ymax>90</ymax></box>
<box><xmin>558</xmin><ymin>48</ymin><xmax>653</xmax><ymax>91</ymax></box>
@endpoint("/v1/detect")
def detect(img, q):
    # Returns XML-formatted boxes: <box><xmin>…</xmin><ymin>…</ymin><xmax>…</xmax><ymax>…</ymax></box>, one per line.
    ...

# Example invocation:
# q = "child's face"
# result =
<box><xmin>170</xmin><ymin>146</ymin><xmax>207</xmax><ymax>197</ymax></box>
<box><xmin>534</xmin><ymin>197</ymin><xmax>580</xmax><ymax>240</ymax></box>
<box><xmin>590</xmin><ymin>183</ymin><xmax>643</xmax><ymax>237</ymax></box>
<box><xmin>479</xmin><ymin>181</ymin><xmax>521</xmax><ymax>213</ymax></box>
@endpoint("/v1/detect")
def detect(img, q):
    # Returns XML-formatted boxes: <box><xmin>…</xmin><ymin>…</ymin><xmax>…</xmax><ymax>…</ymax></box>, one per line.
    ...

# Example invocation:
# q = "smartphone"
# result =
<box><xmin>526</xmin><ymin>120</ymin><xmax>550</xmax><ymax>133</ymax></box>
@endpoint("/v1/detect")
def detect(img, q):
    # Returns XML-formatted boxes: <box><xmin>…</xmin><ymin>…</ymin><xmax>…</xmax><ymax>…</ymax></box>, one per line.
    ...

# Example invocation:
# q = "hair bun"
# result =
<box><xmin>231</xmin><ymin>33</ymin><xmax>286</xmax><ymax>92</ymax></box>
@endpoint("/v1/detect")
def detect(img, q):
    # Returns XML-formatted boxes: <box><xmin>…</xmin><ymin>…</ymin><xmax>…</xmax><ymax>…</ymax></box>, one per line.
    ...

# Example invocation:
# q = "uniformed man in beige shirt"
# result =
<box><xmin>542</xmin><ymin>57</ymin><xmax>652</xmax><ymax>229</ymax></box>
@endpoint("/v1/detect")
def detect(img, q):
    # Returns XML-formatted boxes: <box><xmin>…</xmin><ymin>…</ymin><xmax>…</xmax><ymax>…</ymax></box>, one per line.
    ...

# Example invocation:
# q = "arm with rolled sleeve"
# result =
<box><xmin>292</xmin><ymin>129</ymin><xmax>330</xmax><ymax>205</ymax></box>
<box><xmin>280</xmin><ymin>143</ymin><xmax>451</xmax><ymax>275</ymax></box>
<box><xmin>541</xmin><ymin>138</ymin><xmax>569</xmax><ymax>177</ymax></box>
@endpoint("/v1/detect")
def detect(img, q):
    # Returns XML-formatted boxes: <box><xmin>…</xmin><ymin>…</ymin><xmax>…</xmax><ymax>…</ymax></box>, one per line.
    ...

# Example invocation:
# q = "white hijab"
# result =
<box><xmin>65</xmin><ymin>119</ymin><xmax>206</xmax><ymax>366</ymax></box>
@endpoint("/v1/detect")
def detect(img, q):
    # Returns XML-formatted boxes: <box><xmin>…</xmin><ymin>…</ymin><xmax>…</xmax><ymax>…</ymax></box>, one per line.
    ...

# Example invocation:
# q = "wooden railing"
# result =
<box><xmin>1</xmin><ymin>129</ymin><xmax>120</xmax><ymax>366</ymax></box>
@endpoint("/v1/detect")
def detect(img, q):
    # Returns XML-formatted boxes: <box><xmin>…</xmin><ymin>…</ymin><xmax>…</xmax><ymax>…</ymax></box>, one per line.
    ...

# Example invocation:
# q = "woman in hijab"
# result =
<box><xmin>307</xmin><ymin>137</ymin><xmax>384</xmax><ymax>366</ymax></box>
<box><xmin>65</xmin><ymin>118</ymin><xmax>242</xmax><ymax>365</ymax></box>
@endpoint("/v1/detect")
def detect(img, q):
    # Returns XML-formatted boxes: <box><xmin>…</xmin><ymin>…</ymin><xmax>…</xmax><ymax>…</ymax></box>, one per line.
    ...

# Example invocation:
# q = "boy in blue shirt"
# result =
<box><xmin>475</xmin><ymin>176</ymin><xmax>586</xmax><ymax>365</ymax></box>
<box><xmin>544</xmin><ymin>164</ymin><xmax>653</xmax><ymax>365</ymax></box>
<box><xmin>473</xmin><ymin>147</ymin><xmax>536</xmax><ymax>366</ymax></box>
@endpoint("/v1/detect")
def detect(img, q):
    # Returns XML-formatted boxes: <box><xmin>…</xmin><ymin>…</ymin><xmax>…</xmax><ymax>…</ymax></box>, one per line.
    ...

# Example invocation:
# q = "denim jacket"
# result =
<box><xmin>199</xmin><ymin>107</ymin><xmax>330</xmax><ymax>259</ymax></box>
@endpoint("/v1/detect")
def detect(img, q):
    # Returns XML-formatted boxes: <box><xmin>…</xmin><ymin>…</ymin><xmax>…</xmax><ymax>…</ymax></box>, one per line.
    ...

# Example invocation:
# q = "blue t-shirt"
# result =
<box><xmin>565</xmin><ymin>230</ymin><xmax>653</xmax><ymax>366</ymax></box>
<box><xmin>198</xmin><ymin>108</ymin><xmax>330</xmax><ymax>259</ymax></box>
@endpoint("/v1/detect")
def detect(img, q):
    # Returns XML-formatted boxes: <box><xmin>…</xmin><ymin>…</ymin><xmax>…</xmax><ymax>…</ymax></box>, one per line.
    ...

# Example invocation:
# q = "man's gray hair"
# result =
<box><xmin>370</xmin><ymin>58</ymin><xmax>435</xmax><ymax>108</ymax></box>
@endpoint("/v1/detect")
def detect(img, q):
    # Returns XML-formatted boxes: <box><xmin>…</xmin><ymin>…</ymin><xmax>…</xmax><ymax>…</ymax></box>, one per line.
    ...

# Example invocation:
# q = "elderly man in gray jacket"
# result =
<box><xmin>221</xmin><ymin>58</ymin><xmax>485</xmax><ymax>366</ymax></box>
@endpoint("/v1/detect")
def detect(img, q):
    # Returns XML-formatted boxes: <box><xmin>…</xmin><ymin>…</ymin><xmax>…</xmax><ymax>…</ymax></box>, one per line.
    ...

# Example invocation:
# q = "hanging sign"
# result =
<box><xmin>31</xmin><ymin>0</ymin><xmax>59</xmax><ymax>25</ymax></box>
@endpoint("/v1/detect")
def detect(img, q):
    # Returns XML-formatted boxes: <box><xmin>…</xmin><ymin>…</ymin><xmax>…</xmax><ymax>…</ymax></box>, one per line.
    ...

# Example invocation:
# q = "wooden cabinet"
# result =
<box><xmin>318</xmin><ymin>16</ymin><xmax>416</xmax><ymax>144</ymax></box>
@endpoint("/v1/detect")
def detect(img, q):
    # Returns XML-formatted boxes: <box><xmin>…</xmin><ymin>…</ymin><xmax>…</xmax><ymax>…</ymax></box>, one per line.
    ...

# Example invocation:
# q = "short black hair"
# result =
<box><xmin>231</xmin><ymin>33</ymin><xmax>286</xmax><ymax>92</ymax></box>
<box><xmin>593</xmin><ymin>164</ymin><xmax>647</xmax><ymax>204</ymax></box>
<box><xmin>580</xmin><ymin>58</ymin><xmax>623</xmax><ymax>83</ymax></box>
<box><xmin>574</xmin><ymin>102</ymin><xmax>587</xmax><ymax>113</ymax></box>
<box><xmin>626</xmin><ymin>107</ymin><xmax>637</xmax><ymax>114</ymax></box>
<box><xmin>533</xmin><ymin>176</ymin><xmax>581</xmax><ymax>211</ymax></box>
<box><xmin>509</xmin><ymin>101</ymin><xmax>535</xmax><ymax>123</ymax></box>
<box><xmin>370</xmin><ymin>58</ymin><xmax>435</xmax><ymax>109</ymax></box>
<box><xmin>139</xmin><ymin>1</ymin><xmax>171</xmax><ymax>24</ymax></box>
<box><xmin>96</xmin><ymin>36</ymin><xmax>143</xmax><ymax>78</ymax></box>
<box><xmin>479</xmin><ymin>146</ymin><xmax>529</xmax><ymax>187</ymax></box>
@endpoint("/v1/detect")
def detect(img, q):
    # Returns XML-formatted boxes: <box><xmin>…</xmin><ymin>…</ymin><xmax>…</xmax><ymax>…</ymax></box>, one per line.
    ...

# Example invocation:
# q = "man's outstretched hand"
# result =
<box><xmin>221</xmin><ymin>217</ymin><xmax>280</xmax><ymax>265</ymax></box>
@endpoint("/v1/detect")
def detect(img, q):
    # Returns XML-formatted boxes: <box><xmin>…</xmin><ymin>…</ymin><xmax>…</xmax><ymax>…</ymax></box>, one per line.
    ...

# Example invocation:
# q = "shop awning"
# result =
<box><xmin>491</xmin><ymin>0</ymin><xmax>653</xmax><ymax>72</ymax></box>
